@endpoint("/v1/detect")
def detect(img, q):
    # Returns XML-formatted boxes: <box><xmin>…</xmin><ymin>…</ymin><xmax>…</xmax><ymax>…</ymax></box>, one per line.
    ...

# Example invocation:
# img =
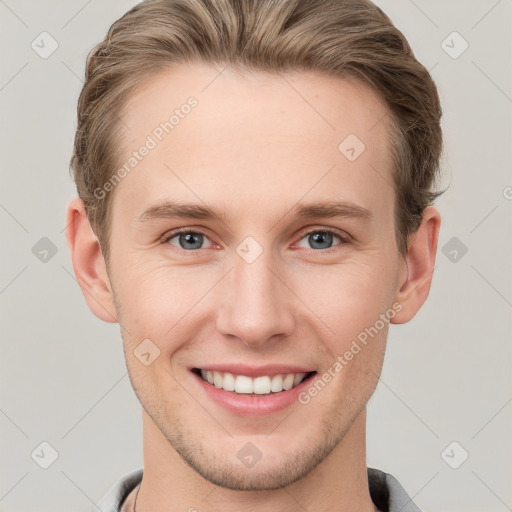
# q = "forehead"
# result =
<box><xmin>113</xmin><ymin>62</ymin><xmax>395</xmax><ymax>225</ymax></box>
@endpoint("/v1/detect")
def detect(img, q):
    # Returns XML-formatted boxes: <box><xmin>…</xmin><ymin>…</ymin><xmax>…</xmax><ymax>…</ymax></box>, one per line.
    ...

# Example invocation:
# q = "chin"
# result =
<box><xmin>167</xmin><ymin>422</ymin><xmax>343</xmax><ymax>491</ymax></box>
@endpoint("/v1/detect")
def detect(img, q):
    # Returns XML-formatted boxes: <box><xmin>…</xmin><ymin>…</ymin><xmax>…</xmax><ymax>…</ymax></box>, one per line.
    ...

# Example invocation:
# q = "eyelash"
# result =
<box><xmin>161</xmin><ymin>227</ymin><xmax>351</xmax><ymax>255</ymax></box>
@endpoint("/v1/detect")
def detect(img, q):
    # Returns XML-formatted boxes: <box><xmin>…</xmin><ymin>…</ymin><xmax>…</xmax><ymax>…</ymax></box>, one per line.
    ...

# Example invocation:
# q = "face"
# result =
<box><xmin>104</xmin><ymin>63</ymin><xmax>406</xmax><ymax>490</ymax></box>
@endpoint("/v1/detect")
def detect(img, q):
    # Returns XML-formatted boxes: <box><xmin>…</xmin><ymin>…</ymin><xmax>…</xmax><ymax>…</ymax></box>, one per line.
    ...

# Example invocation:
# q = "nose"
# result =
<box><xmin>215</xmin><ymin>246</ymin><xmax>296</xmax><ymax>348</ymax></box>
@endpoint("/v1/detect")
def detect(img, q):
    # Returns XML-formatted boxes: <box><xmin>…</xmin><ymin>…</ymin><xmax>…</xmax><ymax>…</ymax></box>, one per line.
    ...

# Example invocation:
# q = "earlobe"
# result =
<box><xmin>65</xmin><ymin>197</ymin><xmax>118</xmax><ymax>323</ymax></box>
<box><xmin>390</xmin><ymin>206</ymin><xmax>441</xmax><ymax>324</ymax></box>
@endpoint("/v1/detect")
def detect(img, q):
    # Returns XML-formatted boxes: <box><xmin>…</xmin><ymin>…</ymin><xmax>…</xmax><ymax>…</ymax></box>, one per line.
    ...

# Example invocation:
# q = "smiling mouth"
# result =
<box><xmin>192</xmin><ymin>368</ymin><xmax>317</xmax><ymax>395</ymax></box>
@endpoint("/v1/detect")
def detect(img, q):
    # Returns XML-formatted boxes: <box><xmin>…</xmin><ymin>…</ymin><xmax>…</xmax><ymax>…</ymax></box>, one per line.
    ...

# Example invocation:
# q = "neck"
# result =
<box><xmin>134</xmin><ymin>408</ymin><xmax>377</xmax><ymax>512</ymax></box>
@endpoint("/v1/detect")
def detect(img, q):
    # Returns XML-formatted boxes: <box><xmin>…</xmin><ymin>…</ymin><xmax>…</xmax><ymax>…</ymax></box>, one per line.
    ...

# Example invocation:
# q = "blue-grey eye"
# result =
<box><xmin>168</xmin><ymin>231</ymin><xmax>213</xmax><ymax>250</ymax></box>
<box><xmin>296</xmin><ymin>230</ymin><xmax>342</xmax><ymax>250</ymax></box>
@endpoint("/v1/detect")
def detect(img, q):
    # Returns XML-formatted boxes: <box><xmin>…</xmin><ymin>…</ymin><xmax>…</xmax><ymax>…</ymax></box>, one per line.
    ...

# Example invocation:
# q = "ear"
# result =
<box><xmin>390</xmin><ymin>206</ymin><xmax>441</xmax><ymax>324</ymax></box>
<box><xmin>65</xmin><ymin>197</ymin><xmax>118</xmax><ymax>323</ymax></box>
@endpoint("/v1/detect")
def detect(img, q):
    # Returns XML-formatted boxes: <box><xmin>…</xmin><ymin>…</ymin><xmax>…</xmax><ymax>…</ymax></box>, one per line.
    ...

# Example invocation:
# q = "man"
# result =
<box><xmin>65</xmin><ymin>0</ymin><xmax>444</xmax><ymax>510</ymax></box>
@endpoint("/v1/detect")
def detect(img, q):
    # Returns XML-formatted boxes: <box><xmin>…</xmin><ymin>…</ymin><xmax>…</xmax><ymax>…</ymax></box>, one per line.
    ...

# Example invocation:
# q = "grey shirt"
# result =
<box><xmin>92</xmin><ymin>466</ymin><xmax>421</xmax><ymax>512</ymax></box>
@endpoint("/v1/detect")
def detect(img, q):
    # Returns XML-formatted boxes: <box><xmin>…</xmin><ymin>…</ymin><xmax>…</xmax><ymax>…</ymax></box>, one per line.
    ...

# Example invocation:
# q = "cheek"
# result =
<box><xmin>290</xmin><ymin>257</ymin><xmax>397</xmax><ymax>344</ymax></box>
<box><xmin>113</xmin><ymin>259</ymin><xmax>218</xmax><ymax>343</ymax></box>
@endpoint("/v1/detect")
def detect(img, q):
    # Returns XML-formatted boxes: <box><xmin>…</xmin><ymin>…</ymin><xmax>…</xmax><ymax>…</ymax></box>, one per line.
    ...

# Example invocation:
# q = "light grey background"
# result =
<box><xmin>0</xmin><ymin>1</ymin><xmax>511</xmax><ymax>511</ymax></box>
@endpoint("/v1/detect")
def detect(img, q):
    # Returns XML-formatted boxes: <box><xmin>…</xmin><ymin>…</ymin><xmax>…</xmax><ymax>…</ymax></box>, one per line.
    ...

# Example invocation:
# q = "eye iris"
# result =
<box><xmin>173</xmin><ymin>231</ymin><xmax>337</xmax><ymax>250</ymax></box>
<box><xmin>180</xmin><ymin>232</ymin><xmax>203</xmax><ymax>250</ymax></box>
<box><xmin>309</xmin><ymin>231</ymin><xmax>333</xmax><ymax>249</ymax></box>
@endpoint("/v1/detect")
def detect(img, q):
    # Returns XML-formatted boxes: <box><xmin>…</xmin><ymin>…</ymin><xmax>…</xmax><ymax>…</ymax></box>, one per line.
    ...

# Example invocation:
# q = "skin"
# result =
<box><xmin>66</xmin><ymin>62</ymin><xmax>440</xmax><ymax>512</ymax></box>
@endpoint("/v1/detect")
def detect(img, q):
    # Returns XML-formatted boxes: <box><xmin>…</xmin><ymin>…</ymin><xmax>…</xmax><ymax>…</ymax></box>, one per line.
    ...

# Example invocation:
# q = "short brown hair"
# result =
<box><xmin>70</xmin><ymin>0</ymin><xmax>445</xmax><ymax>263</ymax></box>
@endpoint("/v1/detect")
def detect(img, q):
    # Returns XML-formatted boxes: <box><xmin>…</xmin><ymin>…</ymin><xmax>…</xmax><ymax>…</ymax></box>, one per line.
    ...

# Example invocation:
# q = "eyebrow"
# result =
<box><xmin>138</xmin><ymin>200</ymin><xmax>373</xmax><ymax>224</ymax></box>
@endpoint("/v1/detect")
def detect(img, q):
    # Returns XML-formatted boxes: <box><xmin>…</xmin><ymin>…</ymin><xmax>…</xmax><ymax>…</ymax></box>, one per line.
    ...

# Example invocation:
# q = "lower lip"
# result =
<box><xmin>191</xmin><ymin>370</ymin><xmax>317</xmax><ymax>417</ymax></box>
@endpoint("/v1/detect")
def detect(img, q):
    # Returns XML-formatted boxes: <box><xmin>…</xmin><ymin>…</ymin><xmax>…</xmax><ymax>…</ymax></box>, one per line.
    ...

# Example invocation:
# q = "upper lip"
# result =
<box><xmin>191</xmin><ymin>364</ymin><xmax>316</xmax><ymax>378</ymax></box>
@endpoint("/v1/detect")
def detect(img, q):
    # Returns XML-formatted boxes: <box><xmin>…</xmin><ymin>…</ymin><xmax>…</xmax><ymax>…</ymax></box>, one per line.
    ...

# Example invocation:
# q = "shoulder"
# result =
<box><xmin>91</xmin><ymin>467</ymin><xmax>143</xmax><ymax>512</ymax></box>
<box><xmin>368</xmin><ymin>467</ymin><xmax>422</xmax><ymax>512</ymax></box>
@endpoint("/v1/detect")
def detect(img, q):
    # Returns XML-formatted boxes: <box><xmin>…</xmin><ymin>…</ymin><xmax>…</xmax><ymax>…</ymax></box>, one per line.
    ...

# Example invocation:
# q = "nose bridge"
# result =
<box><xmin>215</xmin><ymin>242</ymin><xmax>295</xmax><ymax>346</ymax></box>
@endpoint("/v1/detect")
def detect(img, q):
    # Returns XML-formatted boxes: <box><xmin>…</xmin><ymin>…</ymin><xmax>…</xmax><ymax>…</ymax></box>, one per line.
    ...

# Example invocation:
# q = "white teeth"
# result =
<box><xmin>198</xmin><ymin>370</ymin><xmax>309</xmax><ymax>394</ymax></box>
<box><xmin>293</xmin><ymin>373</ymin><xmax>305</xmax><ymax>386</ymax></box>
<box><xmin>235</xmin><ymin>375</ymin><xmax>253</xmax><ymax>393</ymax></box>
<box><xmin>270</xmin><ymin>374</ymin><xmax>283</xmax><ymax>392</ymax></box>
<box><xmin>223</xmin><ymin>372</ymin><xmax>236</xmax><ymax>391</ymax></box>
<box><xmin>282</xmin><ymin>374</ymin><xmax>295</xmax><ymax>390</ymax></box>
<box><xmin>213</xmin><ymin>371</ymin><xmax>223</xmax><ymax>388</ymax></box>
<box><xmin>253</xmin><ymin>376</ymin><xmax>271</xmax><ymax>394</ymax></box>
